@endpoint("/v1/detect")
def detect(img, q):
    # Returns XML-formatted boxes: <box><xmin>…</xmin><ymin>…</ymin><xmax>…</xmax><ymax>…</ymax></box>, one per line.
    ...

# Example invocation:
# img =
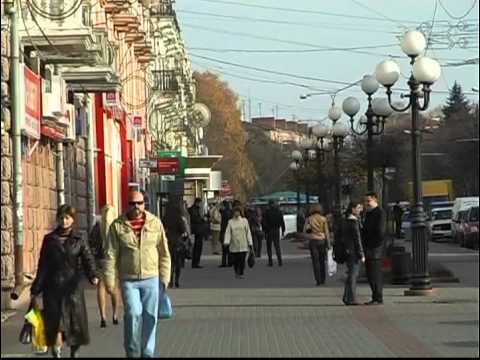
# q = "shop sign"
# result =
<box><xmin>23</xmin><ymin>65</ymin><xmax>41</xmax><ymax>139</ymax></box>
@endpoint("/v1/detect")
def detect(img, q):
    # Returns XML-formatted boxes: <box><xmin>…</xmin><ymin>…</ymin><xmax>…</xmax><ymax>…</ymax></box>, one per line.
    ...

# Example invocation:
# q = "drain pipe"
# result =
<box><xmin>56</xmin><ymin>142</ymin><xmax>65</xmax><ymax>206</ymax></box>
<box><xmin>8</xmin><ymin>4</ymin><xmax>26</xmax><ymax>300</ymax></box>
<box><xmin>84</xmin><ymin>95</ymin><xmax>95</xmax><ymax>232</ymax></box>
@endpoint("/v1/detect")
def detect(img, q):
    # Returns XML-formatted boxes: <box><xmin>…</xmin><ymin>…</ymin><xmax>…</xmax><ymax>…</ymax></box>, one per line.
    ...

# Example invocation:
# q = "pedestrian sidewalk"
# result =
<box><xmin>1</xmin><ymin>239</ymin><xmax>478</xmax><ymax>357</ymax></box>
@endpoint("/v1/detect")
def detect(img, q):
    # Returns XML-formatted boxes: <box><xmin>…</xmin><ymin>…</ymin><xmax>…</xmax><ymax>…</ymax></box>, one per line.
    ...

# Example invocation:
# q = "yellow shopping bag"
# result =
<box><xmin>24</xmin><ymin>308</ymin><xmax>48</xmax><ymax>354</ymax></box>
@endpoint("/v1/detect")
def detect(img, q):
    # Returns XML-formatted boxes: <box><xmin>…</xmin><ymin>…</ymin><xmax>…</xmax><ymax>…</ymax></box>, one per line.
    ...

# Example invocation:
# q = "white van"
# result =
<box><xmin>451</xmin><ymin>197</ymin><xmax>479</xmax><ymax>243</ymax></box>
<box><xmin>428</xmin><ymin>207</ymin><xmax>453</xmax><ymax>241</ymax></box>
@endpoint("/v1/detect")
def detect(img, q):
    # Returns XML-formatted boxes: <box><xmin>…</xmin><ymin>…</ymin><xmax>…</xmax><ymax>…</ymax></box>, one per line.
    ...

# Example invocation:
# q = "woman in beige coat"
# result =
<box><xmin>224</xmin><ymin>206</ymin><xmax>254</xmax><ymax>279</ymax></box>
<box><xmin>304</xmin><ymin>204</ymin><xmax>330</xmax><ymax>286</ymax></box>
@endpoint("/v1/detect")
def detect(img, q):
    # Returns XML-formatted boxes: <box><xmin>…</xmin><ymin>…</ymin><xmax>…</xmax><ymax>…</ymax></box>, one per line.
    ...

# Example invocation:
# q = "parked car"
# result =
<box><xmin>452</xmin><ymin>209</ymin><xmax>470</xmax><ymax>245</ymax></box>
<box><xmin>428</xmin><ymin>207</ymin><xmax>453</xmax><ymax>241</ymax></box>
<box><xmin>452</xmin><ymin>197</ymin><xmax>479</xmax><ymax>224</ymax></box>
<box><xmin>463</xmin><ymin>206</ymin><xmax>479</xmax><ymax>249</ymax></box>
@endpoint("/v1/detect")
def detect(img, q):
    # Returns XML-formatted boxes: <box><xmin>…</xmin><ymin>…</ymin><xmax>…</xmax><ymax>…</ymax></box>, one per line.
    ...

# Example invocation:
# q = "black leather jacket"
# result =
<box><xmin>342</xmin><ymin>215</ymin><xmax>364</xmax><ymax>261</ymax></box>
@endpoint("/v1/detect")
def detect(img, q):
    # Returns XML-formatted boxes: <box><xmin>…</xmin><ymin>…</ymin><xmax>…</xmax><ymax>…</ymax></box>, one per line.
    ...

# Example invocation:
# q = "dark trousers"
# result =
<box><xmin>343</xmin><ymin>258</ymin><xmax>361</xmax><ymax>304</ymax></box>
<box><xmin>170</xmin><ymin>249</ymin><xmax>183</xmax><ymax>285</ymax></box>
<box><xmin>309</xmin><ymin>240</ymin><xmax>326</xmax><ymax>284</ymax></box>
<box><xmin>266</xmin><ymin>230</ymin><xmax>282</xmax><ymax>265</ymax></box>
<box><xmin>231</xmin><ymin>252</ymin><xmax>247</xmax><ymax>276</ymax></box>
<box><xmin>365</xmin><ymin>259</ymin><xmax>383</xmax><ymax>302</ymax></box>
<box><xmin>253</xmin><ymin>231</ymin><xmax>263</xmax><ymax>258</ymax></box>
<box><xmin>395</xmin><ymin>219</ymin><xmax>402</xmax><ymax>238</ymax></box>
<box><xmin>192</xmin><ymin>234</ymin><xmax>204</xmax><ymax>267</ymax></box>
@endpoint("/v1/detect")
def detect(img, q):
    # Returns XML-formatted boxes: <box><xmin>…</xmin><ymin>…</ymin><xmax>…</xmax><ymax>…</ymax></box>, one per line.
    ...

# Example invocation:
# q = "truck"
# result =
<box><xmin>407</xmin><ymin>179</ymin><xmax>455</xmax><ymax>211</ymax></box>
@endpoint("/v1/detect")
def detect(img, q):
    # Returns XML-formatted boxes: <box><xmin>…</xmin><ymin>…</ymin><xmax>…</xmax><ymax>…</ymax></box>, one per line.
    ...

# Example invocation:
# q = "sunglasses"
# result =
<box><xmin>129</xmin><ymin>201</ymin><xmax>144</xmax><ymax>206</ymax></box>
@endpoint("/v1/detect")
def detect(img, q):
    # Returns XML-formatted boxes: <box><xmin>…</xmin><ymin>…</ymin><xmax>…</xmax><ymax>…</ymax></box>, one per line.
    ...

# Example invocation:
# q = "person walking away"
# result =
<box><xmin>189</xmin><ymin>198</ymin><xmax>208</xmax><ymax>268</ymax></box>
<box><xmin>104</xmin><ymin>191</ymin><xmax>171</xmax><ymax>358</ymax></box>
<box><xmin>163</xmin><ymin>201</ymin><xmax>189</xmax><ymax>288</ymax></box>
<box><xmin>219</xmin><ymin>200</ymin><xmax>233</xmax><ymax>267</ymax></box>
<box><xmin>89</xmin><ymin>205</ymin><xmax>121</xmax><ymax>328</ymax></box>
<box><xmin>263</xmin><ymin>200</ymin><xmax>286</xmax><ymax>266</ymax></box>
<box><xmin>341</xmin><ymin>202</ymin><xmax>365</xmax><ymax>305</ymax></box>
<box><xmin>209</xmin><ymin>201</ymin><xmax>222</xmax><ymax>255</ymax></box>
<box><xmin>30</xmin><ymin>205</ymin><xmax>99</xmax><ymax>358</ymax></box>
<box><xmin>224</xmin><ymin>206</ymin><xmax>254</xmax><ymax>279</ymax></box>
<box><xmin>392</xmin><ymin>201</ymin><xmax>404</xmax><ymax>238</ymax></box>
<box><xmin>362</xmin><ymin>192</ymin><xmax>386</xmax><ymax>305</ymax></box>
<box><xmin>303</xmin><ymin>204</ymin><xmax>330</xmax><ymax>286</ymax></box>
<box><xmin>248</xmin><ymin>207</ymin><xmax>264</xmax><ymax>258</ymax></box>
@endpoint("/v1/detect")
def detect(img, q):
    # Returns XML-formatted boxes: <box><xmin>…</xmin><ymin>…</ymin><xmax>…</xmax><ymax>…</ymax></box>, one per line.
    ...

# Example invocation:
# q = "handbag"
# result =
<box><xmin>19</xmin><ymin>321</ymin><xmax>33</xmax><ymax>345</ymax></box>
<box><xmin>158</xmin><ymin>292</ymin><xmax>173</xmax><ymax>320</ymax></box>
<box><xmin>247</xmin><ymin>249</ymin><xmax>255</xmax><ymax>268</ymax></box>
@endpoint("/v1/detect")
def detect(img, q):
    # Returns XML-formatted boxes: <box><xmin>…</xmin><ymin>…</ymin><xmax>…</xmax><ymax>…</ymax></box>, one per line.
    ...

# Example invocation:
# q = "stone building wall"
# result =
<box><xmin>22</xmin><ymin>141</ymin><xmax>58</xmax><ymax>275</ymax></box>
<box><xmin>64</xmin><ymin>138</ymin><xmax>88</xmax><ymax>235</ymax></box>
<box><xmin>1</xmin><ymin>5</ymin><xmax>14</xmax><ymax>303</ymax></box>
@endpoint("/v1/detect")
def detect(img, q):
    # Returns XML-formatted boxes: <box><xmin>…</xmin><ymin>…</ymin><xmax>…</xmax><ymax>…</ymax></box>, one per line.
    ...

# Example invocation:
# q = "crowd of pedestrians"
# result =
<box><xmin>27</xmin><ymin>190</ymin><xmax>386</xmax><ymax>357</ymax></box>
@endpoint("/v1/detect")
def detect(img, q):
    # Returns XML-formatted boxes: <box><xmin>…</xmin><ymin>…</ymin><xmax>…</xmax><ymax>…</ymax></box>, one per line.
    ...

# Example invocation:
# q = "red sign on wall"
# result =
<box><xmin>23</xmin><ymin>66</ymin><xmax>41</xmax><ymax>139</ymax></box>
<box><xmin>157</xmin><ymin>157</ymin><xmax>179</xmax><ymax>174</ymax></box>
<box><xmin>132</xmin><ymin>115</ymin><xmax>142</xmax><ymax>127</ymax></box>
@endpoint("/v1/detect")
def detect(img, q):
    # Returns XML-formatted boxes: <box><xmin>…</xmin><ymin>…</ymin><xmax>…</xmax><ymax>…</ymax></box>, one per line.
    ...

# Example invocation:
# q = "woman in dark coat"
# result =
<box><xmin>163</xmin><ymin>202</ymin><xmax>188</xmax><ymax>288</ymax></box>
<box><xmin>30</xmin><ymin>205</ymin><xmax>98</xmax><ymax>358</ymax></box>
<box><xmin>342</xmin><ymin>201</ymin><xmax>365</xmax><ymax>306</ymax></box>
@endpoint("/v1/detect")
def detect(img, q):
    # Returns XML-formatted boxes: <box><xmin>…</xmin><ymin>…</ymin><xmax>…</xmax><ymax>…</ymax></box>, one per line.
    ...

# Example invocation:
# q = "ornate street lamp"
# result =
<box><xmin>342</xmin><ymin>75</ymin><xmax>393</xmax><ymax>192</ymax></box>
<box><xmin>311</xmin><ymin>124</ymin><xmax>332</xmax><ymax>208</ymax></box>
<box><xmin>298</xmin><ymin>137</ymin><xmax>316</xmax><ymax>205</ymax></box>
<box><xmin>375</xmin><ymin>30</ymin><xmax>441</xmax><ymax>295</ymax></box>
<box><xmin>290</xmin><ymin>152</ymin><xmax>303</xmax><ymax>229</ymax></box>
<box><xmin>331</xmin><ymin>121</ymin><xmax>349</xmax><ymax>235</ymax></box>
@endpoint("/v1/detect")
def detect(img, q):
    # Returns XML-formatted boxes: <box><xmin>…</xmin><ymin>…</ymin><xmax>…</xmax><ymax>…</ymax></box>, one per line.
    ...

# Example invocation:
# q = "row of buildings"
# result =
<box><xmin>1</xmin><ymin>0</ymin><xmax>222</xmax><ymax>308</ymax></box>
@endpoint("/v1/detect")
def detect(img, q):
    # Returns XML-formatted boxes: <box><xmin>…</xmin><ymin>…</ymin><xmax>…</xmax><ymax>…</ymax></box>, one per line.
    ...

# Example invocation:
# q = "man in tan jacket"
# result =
<box><xmin>104</xmin><ymin>191</ymin><xmax>171</xmax><ymax>358</ymax></box>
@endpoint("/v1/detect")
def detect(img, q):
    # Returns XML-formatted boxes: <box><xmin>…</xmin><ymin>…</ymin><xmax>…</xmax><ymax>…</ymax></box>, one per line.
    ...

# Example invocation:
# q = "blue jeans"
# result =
<box><xmin>121</xmin><ymin>277</ymin><xmax>162</xmax><ymax>358</ymax></box>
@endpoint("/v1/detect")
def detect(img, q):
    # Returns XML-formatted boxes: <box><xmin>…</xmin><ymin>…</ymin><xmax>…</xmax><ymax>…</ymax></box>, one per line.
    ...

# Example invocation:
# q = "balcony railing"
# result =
<box><xmin>150</xmin><ymin>0</ymin><xmax>175</xmax><ymax>17</ymax></box>
<box><xmin>153</xmin><ymin>70</ymin><xmax>179</xmax><ymax>92</ymax></box>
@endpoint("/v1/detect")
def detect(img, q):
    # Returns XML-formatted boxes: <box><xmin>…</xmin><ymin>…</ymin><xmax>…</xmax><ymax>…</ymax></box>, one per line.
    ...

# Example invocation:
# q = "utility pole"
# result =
<box><xmin>248</xmin><ymin>97</ymin><xmax>252</xmax><ymax>122</ymax></box>
<box><xmin>258</xmin><ymin>102</ymin><xmax>262</xmax><ymax>116</ymax></box>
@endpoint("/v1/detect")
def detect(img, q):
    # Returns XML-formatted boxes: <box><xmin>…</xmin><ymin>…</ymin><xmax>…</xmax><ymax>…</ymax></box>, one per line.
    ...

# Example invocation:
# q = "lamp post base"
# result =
<box><xmin>404</xmin><ymin>288</ymin><xmax>436</xmax><ymax>296</ymax></box>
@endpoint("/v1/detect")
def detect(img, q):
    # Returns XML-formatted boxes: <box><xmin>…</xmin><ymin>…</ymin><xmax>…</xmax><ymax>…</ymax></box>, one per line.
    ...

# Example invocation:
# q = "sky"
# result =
<box><xmin>176</xmin><ymin>0</ymin><xmax>479</xmax><ymax>124</ymax></box>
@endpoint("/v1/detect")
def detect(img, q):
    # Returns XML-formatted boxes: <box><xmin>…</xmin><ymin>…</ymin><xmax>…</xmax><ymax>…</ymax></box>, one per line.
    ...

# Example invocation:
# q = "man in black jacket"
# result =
<box><xmin>189</xmin><ymin>198</ymin><xmax>208</xmax><ymax>268</ymax></box>
<box><xmin>362</xmin><ymin>192</ymin><xmax>386</xmax><ymax>305</ymax></box>
<box><xmin>219</xmin><ymin>200</ymin><xmax>233</xmax><ymax>267</ymax></box>
<box><xmin>262</xmin><ymin>200</ymin><xmax>286</xmax><ymax>266</ymax></box>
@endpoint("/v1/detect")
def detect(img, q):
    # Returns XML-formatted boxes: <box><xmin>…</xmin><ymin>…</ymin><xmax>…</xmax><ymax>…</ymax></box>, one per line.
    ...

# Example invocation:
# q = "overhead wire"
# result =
<box><xmin>349</xmin><ymin>0</ymin><xmax>409</xmax><ymax>30</ymax></box>
<box><xmin>190</xmin><ymin>53</ymin><xmax>356</xmax><ymax>86</ymax></box>
<box><xmin>424</xmin><ymin>0</ymin><xmax>439</xmax><ymax>56</ymax></box>
<box><xmin>186</xmin><ymin>44</ymin><xmax>399</xmax><ymax>54</ymax></box>
<box><xmin>191</xmin><ymin>59</ymin><xmax>332</xmax><ymax>92</ymax></box>
<box><xmin>182</xmin><ymin>23</ymin><xmax>403</xmax><ymax>58</ymax></box>
<box><xmin>176</xmin><ymin>9</ymin><xmax>399</xmax><ymax>34</ymax></box>
<box><xmin>188</xmin><ymin>0</ymin><xmax>421</xmax><ymax>24</ymax></box>
<box><xmin>438</xmin><ymin>0</ymin><xmax>478</xmax><ymax>20</ymax></box>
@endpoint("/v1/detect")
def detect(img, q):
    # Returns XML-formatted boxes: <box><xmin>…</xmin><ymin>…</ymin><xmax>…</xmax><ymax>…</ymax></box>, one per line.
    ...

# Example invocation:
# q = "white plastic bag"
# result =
<box><xmin>327</xmin><ymin>249</ymin><xmax>337</xmax><ymax>276</ymax></box>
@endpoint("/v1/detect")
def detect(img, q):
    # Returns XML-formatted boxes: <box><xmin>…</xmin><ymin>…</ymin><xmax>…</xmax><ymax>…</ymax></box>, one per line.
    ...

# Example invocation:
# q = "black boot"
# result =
<box><xmin>70</xmin><ymin>345</ymin><xmax>80</xmax><ymax>358</ymax></box>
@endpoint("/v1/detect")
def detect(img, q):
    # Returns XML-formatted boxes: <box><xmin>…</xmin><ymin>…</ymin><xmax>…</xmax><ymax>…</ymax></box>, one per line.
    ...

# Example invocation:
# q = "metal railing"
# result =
<box><xmin>152</xmin><ymin>70</ymin><xmax>179</xmax><ymax>92</ymax></box>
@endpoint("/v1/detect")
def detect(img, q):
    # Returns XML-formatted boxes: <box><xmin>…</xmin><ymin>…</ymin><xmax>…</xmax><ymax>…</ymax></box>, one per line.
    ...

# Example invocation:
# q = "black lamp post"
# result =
<box><xmin>291</xmin><ymin>151</ymin><xmax>303</xmax><ymax>225</ymax></box>
<box><xmin>311</xmin><ymin>125</ymin><xmax>332</xmax><ymax>209</ymax></box>
<box><xmin>341</xmin><ymin>75</ymin><xmax>393</xmax><ymax>192</ymax></box>
<box><xmin>375</xmin><ymin>30</ymin><xmax>441</xmax><ymax>295</ymax></box>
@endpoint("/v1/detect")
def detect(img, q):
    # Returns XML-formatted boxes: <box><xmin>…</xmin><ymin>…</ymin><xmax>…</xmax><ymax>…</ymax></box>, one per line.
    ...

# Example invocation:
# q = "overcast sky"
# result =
<box><xmin>177</xmin><ymin>0</ymin><xmax>479</xmax><ymax>123</ymax></box>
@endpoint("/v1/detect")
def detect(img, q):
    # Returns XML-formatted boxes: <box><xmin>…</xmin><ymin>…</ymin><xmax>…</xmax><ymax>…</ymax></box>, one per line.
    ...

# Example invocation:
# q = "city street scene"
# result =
<box><xmin>1</xmin><ymin>0</ymin><xmax>479</xmax><ymax>358</ymax></box>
